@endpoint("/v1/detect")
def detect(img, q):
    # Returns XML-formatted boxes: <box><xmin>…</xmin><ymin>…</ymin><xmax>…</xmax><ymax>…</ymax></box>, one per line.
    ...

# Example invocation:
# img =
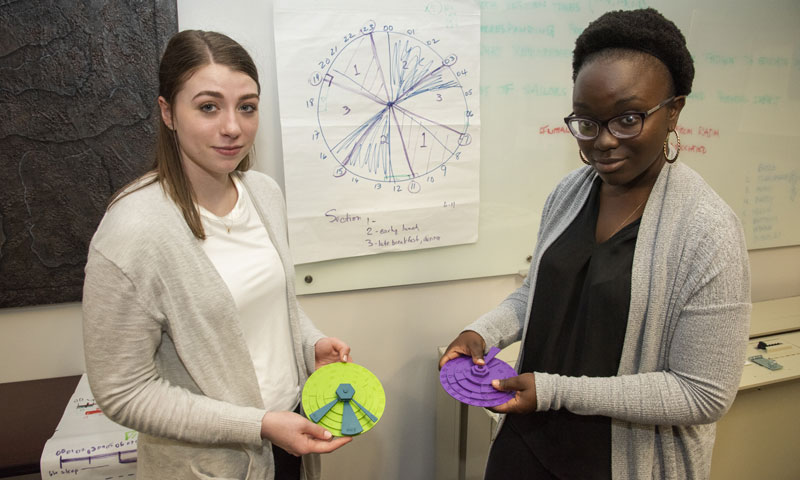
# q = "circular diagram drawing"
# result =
<box><xmin>302</xmin><ymin>362</ymin><xmax>386</xmax><ymax>437</ymax></box>
<box><xmin>311</xmin><ymin>21</ymin><xmax>473</xmax><ymax>188</ymax></box>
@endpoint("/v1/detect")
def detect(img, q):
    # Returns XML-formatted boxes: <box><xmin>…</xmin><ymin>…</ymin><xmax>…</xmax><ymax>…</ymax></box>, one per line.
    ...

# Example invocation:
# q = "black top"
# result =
<box><xmin>506</xmin><ymin>177</ymin><xmax>638</xmax><ymax>479</ymax></box>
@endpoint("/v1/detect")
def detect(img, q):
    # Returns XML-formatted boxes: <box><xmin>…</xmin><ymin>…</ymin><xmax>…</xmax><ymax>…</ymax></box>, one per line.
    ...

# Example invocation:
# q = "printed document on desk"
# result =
<box><xmin>40</xmin><ymin>374</ymin><xmax>137</xmax><ymax>478</ymax></box>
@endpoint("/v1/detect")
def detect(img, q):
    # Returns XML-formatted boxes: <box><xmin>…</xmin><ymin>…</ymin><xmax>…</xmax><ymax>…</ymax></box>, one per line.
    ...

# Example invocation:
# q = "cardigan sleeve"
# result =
<box><xmin>83</xmin><ymin>248</ymin><xmax>267</xmax><ymax>446</ymax></box>
<box><xmin>534</xmin><ymin>206</ymin><xmax>751</xmax><ymax>425</ymax></box>
<box><xmin>464</xmin><ymin>277</ymin><xmax>530</xmax><ymax>350</ymax></box>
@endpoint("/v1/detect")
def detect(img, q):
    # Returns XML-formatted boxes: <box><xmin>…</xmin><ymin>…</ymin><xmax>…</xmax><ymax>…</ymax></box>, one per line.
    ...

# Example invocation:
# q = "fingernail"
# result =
<box><xmin>491</xmin><ymin>379</ymin><xmax>499</xmax><ymax>388</ymax></box>
<box><xmin>324</xmin><ymin>430</ymin><xmax>332</xmax><ymax>439</ymax></box>
<box><xmin>343</xmin><ymin>355</ymin><xmax>348</xmax><ymax>362</ymax></box>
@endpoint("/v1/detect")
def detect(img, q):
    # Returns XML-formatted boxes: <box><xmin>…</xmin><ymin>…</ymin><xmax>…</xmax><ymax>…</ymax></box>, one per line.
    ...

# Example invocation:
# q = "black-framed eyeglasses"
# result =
<box><xmin>563</xmin><ymin>96</ymin><xmax>679</xmax><ymax>140</ymax></box>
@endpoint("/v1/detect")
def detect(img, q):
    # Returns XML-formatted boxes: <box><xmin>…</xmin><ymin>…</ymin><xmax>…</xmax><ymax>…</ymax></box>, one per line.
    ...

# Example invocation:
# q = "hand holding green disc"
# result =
<box><xmin>302</xmin><ymin>362</ymin><xmax>385</xmax><ymax>436</ymax></box>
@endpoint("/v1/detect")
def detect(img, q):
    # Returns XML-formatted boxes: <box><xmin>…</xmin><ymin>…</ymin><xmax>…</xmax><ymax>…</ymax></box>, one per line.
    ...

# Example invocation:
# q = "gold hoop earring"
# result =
<box><xmin>579</xmin><ymin>150</ymin><xmax>590</xmax><ymax>165</ymax></box>
<box><xmin>664</xmin><ymin>130</ymin><xmax>680</xmax><ymax>163</ymax></box>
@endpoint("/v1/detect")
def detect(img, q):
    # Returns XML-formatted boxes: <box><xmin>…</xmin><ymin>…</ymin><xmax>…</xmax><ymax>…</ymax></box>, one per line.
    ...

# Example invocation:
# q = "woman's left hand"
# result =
<box><xmin>314</xmin><ymin>337</ymin><xmax>351</xmax><ymax>370</ymax></box>
<box><xmin>489</xmin><ymin>373</ymin><xmax>538</xmax><ymax>414</ymax></box>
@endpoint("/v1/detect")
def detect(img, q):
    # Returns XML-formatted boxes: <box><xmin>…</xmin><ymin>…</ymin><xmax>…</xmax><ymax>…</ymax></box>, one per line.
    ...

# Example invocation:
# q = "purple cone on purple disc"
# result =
<box><xmin>440</xmin><ymin>346</ymin><xmax>516</xmax><ymax>407</ymax></box>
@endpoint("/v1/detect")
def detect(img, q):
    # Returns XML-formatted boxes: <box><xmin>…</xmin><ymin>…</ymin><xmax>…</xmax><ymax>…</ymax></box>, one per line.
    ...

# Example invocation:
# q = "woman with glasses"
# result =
<box><xmin>439</xmin><ymin>8</ymin><xmax>750</xmax><ymax>479</ymax></box>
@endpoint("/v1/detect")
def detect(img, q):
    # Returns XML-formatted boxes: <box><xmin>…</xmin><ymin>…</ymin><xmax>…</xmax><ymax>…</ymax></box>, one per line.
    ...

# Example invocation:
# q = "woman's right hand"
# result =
<box><xmin>260</xmin><ymin>411</ymin><xmax>352</xmax><ymax>456</ymax></box>
<box><xmin>438</xmin><ymin>330</ymin><xmax>487</xmax><ymax>370</ymax></box>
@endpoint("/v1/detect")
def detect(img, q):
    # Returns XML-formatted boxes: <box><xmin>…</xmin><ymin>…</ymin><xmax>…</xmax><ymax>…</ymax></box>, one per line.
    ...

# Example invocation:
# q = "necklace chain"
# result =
<box><xmin>218</xmin><ymin>216</ymin><xmax>233</xmax><ymax>234</ymax></box>
<box><xmin>610</xmin><ymin>197</ymin><xmax>647</xmax><ymax>238</ymax></box>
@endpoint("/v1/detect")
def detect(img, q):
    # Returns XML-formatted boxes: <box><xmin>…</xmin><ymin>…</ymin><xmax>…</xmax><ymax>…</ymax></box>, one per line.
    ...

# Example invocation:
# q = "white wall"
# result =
<box><xmin>0</xmin><ymin>302</ymin><xmax>84</xmax><ymax>382</ymax></box>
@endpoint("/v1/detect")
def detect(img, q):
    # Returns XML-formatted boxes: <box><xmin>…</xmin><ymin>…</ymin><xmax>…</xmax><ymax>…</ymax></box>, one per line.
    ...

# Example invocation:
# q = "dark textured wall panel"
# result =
<box><xmin>0</xmin><ymin>1</ymin><xmax>177</xmax><ymax>308</ymax></box>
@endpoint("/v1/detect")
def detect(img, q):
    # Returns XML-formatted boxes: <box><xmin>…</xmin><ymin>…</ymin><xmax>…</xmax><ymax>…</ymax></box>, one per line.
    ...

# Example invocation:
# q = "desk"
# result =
<box><xmin>739</xmin><ymin>330</ymin><xmax>800</xmax><ymax>389</ymax></box>
<box><xmin>710</xmin><ymin>328</ymin><xmax>800</xmax><ymax>480</ymax></box>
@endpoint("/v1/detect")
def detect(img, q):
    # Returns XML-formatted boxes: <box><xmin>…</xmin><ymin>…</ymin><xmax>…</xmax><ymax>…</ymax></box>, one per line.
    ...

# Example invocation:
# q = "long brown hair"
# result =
<box><xmin>110</xmin><ymin>30</ymin><xmax>260</xmax><ymax>240</ymax></box>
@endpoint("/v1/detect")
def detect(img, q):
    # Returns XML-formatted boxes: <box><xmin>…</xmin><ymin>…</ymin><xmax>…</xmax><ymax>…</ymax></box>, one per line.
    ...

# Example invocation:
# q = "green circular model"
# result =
<box><xmin>302</xmin><ymin>362</ymin><xmax>385</xmax><ymax>436</ymax></box>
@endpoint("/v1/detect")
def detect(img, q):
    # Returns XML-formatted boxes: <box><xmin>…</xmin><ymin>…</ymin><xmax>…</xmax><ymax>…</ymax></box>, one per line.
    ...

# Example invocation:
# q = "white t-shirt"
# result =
<box><xmin>198</xmin><ymin>176</ymin><xmax>300</xmax><ymax>411</ymax></box>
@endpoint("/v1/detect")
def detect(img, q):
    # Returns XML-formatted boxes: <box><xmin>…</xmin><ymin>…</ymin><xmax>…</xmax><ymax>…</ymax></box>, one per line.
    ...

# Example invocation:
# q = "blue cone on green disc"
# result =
<box><xmin>302</xmin><ymin>363</ymin><xmax>385</xmax><ymax>436</ymax></box>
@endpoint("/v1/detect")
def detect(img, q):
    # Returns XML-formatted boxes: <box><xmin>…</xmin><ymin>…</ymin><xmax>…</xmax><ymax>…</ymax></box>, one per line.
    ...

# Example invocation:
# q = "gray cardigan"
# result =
<box><xmin>83</xmin><ymin>171</ymin><xmax>324</xmax><ymax>480</ymax></box>
<box><xmin>467</xmin><ymin>162</ymin><xmax>751</xmax><ymax>479</ymax></box>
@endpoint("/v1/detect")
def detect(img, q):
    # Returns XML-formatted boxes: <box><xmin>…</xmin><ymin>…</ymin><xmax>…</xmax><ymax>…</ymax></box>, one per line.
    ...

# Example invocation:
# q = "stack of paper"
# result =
<box><xmin>40</xmin><ymin>374</ymin><xmax>137</xmax><ymax>479</ymax></box>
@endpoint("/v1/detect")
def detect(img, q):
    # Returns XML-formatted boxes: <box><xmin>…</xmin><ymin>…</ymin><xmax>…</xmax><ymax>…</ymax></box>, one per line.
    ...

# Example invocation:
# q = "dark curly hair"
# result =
<box><xmin>572</xmin><ymin>8</ymin><xmax>694</xmax><ymax>96</ymax></box>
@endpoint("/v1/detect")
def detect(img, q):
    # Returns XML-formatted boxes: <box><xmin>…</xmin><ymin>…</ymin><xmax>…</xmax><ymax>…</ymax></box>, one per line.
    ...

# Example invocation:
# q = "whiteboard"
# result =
<box><xmin>178</xmin><ymin>0</ymin><xmax>800</xmax><ymax>295</ymax></box>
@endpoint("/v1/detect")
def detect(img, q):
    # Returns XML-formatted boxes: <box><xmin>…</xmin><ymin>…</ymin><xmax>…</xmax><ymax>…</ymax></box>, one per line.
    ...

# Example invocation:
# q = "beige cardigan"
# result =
<box><xmin>468</xmin><ymin>162</ymin><xmax>751</xmax><ymax>479</ymax></box>
<box><xmin>83</xmin><ymin>171</ymin><xmax>324</xmax><ymax>479</ymax></box>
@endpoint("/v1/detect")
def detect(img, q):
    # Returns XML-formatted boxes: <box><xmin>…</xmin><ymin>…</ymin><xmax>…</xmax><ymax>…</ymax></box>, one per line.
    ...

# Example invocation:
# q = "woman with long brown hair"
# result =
<box><xmin>83</xmin><ymin>30</ymin><xmax>351</xmax><ymax>480</ymax></box>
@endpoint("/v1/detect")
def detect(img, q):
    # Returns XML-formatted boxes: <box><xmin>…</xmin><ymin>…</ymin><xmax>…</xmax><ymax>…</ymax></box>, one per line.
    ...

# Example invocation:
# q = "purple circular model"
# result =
<box><xmin>440</xmin><ymin>346</ymin><xmax>516</xmax><ymax>407</ymax></box>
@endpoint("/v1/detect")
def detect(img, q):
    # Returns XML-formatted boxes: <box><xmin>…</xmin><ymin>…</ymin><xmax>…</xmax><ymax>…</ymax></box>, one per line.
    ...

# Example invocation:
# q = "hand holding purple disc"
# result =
<box><xmin>439</xmin><ymin>346</ymin><xmax>516</xmax><ymax>407</ymax></box>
